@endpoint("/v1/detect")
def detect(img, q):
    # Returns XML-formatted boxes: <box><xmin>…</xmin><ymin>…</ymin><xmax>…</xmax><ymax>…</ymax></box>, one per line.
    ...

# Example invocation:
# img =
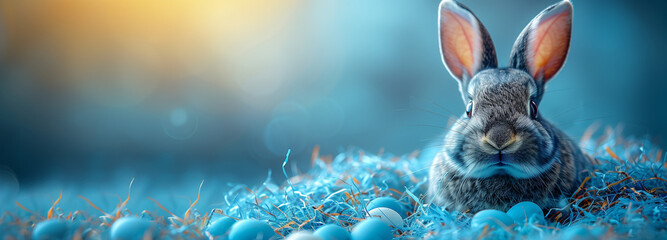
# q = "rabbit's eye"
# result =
<box><xmin>530</xmin><ymin>100</ymin><xmax>538</xmax><ymax>119</ymax></box>
<box><xmin>466</xmin><ymin>101</ymin><xmax>473</xmax><ymax>118</ymax></box>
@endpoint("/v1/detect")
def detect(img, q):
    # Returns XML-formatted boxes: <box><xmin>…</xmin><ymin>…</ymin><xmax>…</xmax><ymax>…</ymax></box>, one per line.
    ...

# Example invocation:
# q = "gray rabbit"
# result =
<box><xmin>428</xmin><ymin>0</ymin><xmax>592</xmax><ymax>213</ymax></box>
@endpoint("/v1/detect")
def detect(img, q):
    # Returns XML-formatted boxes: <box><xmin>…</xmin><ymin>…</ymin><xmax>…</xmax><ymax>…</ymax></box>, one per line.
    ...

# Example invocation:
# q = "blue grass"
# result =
<box><xmin>1</xmin><ymin>128</ymin><xmax>666</xmax><ymax>239</ymax></box>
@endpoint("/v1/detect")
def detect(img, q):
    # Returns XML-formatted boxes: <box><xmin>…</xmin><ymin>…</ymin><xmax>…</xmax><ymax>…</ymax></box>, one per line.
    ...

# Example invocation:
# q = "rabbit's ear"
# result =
<box><xmin>510</xmin><ymin>1</ymin><xmax>572</xmax><ymax>83</ymax></box>
<box><xmin>439</xmin><ymin>0</ymin><xmax>497</xmax><ymax>83</ymax></box>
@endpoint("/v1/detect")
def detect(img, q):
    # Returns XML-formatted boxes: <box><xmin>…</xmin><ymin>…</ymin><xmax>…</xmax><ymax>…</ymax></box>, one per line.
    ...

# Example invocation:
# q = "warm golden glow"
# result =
<box><xmin>0</xmin><ymin>0</ymin><xmax>297</xmax><ymax>86</ymax></box>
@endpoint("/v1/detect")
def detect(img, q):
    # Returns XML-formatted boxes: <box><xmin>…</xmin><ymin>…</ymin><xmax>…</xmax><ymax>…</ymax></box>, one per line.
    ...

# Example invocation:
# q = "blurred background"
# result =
<box><xmin>1</xmin><ymin>0</ymin><xmax>666</xmax><ymax>204</ymax></box>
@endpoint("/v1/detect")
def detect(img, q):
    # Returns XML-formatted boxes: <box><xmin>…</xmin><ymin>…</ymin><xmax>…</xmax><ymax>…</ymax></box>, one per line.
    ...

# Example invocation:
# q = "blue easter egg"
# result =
<box><xmin>285</xmin><ymin>231</ymin><xmax>323</xmax><ymax>240</ymax></box>
<box><xmin>366</xmin><ymin>197</ymin><xmax>405</xmax><ymax>218</ymax></box>
<box><xmin>32</xmin><ymin>219</ymin><xmax>68</xmax><ymax>240</ymax></box>
<box><xmin>351</xmin><ymin>218</ymin><xmax>393</xmax><ymax>240</ymax></box>
<box><xmin>110</xmin><ymin>217</ymin><xmax>154</xmax><ymax>240</ymax></box>
<box><xmin>506</xmin><ymin>201</ymin><xmax>546</xmax><ymax>224</ymax></box>
<box><xmin>228</xmin><ymin>219</ymin><xmax>276</xmax><ymax>240</ymax></box>
<box><xmin>470</xmin><ymin>209</ymin><xmax>514</xmax><ymax>230</ymax></box>
<box><xmin>206</xmin><ymin>217</ymin><xmax>237</xmax><ymax>237</ymax></box>
<box><xmin>82</xmin><ymin>228</ymin><xmax>101</xmax><ymax>240</ymax></box>
<box><xmin>313</xmin><ymin>224</ymin><xmax>350</xmax><ymax>240</ymax></box>
<box><xmin>561</xmin><ymin>225</ymin><xmax>594</xmax><ymax>240</ymax></box>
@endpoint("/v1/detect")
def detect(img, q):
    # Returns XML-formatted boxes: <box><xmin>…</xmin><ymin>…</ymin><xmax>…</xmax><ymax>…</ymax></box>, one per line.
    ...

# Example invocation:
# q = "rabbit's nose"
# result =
<box><xmin>485</xmin><ymin>123</ymin><xmax>516</xmax><ymax>150</ymax></box>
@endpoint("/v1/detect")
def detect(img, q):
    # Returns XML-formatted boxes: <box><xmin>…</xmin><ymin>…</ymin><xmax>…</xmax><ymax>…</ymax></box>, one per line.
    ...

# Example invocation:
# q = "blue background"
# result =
<box><xmin>0</xmin><ymin>0</ymin><xmax>665</xmax><ymax>200</ymax></box>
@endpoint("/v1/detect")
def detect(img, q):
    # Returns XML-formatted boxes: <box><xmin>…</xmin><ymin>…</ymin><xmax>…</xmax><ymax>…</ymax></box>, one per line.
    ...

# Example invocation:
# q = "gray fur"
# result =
<box><xmin>429</xmin><ymin>1</ymin><xmax>589</xmax><ymax>213</ymax></box>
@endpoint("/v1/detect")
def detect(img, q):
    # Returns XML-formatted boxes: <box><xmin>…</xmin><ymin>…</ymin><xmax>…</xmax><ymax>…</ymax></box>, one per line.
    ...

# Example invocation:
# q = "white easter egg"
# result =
<box><xmin>366</xmin><ymin>207</ymin><xmax>404</xmax><ymax>228</ymax></box>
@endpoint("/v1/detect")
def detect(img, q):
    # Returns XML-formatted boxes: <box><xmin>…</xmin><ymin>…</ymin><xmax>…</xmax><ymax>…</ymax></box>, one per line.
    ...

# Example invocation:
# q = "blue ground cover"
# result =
<box><xmin>1</xmin><ymin>127</ymin><xmax>666</xmax><ymax>239</ymax></box>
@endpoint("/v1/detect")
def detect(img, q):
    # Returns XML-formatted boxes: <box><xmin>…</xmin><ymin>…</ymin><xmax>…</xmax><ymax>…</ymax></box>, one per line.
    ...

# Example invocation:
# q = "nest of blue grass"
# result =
<box><xmin>2</xmin><ymin>126</ymin><xmax>666</xmax><ymax>239</ymax></box>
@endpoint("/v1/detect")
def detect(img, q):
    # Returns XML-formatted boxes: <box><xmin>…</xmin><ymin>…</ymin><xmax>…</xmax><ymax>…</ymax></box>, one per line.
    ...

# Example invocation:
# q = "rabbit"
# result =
<box><xmin>428</xmin><ymin>0</ymin><xmax>592</xmax><ymax>213</ymax></box>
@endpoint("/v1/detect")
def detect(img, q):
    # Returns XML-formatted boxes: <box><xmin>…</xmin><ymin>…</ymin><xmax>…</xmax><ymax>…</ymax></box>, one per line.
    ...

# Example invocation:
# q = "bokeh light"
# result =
<box><xmin>310</xmin><ymin>98</ymin><xmax>345</xmax><ymax>138</ymax></box>
<box><xmin>170</xmin><ymin>108</ymin><xmax>189</xmax><ymax>127</ymax></box>
<box><xmin>163</xmin><ymin>108</ymin><xmax>198</xmax><ymax>140</ymax></box>
<box><xmin>272</xmin><ymin>101</ymin><xmax>310</xmax><ymax>123</ymax></box>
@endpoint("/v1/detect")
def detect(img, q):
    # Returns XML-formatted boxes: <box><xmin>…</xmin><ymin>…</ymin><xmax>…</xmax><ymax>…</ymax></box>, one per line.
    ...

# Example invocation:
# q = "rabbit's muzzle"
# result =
<box><xmin>484</xmin><ymin>122</ymin><xmax>516</xmax><ymax>151</ymax></box>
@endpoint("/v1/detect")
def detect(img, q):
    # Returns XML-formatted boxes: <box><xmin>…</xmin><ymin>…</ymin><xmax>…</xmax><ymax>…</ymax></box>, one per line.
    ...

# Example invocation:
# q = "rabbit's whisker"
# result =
<box><xmin>410</xmin><ymin>95</ymin><xmax>462</xmax><ymax>119</ymax></box>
